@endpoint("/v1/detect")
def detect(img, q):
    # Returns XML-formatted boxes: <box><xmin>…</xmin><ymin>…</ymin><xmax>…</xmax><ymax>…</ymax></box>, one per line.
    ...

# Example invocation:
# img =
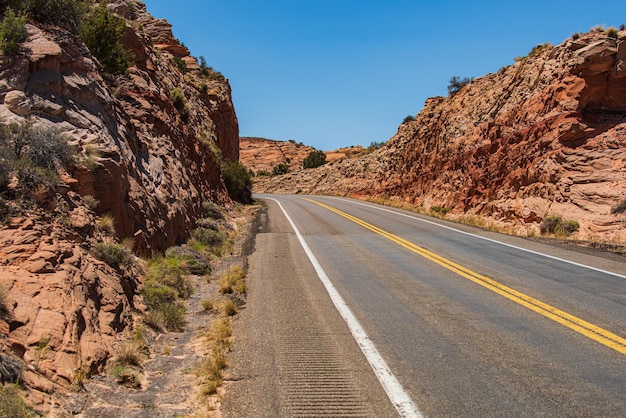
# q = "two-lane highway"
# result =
<box><xmin>223</xmin><ymin>195</ymin><xmax>626</xmax><ymax>417</ymax></box>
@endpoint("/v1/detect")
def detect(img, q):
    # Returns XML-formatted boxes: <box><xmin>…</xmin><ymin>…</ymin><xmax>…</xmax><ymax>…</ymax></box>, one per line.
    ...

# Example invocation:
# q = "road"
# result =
<box><xmin>222</xmin><ymin>195</ymin><xmax>626</xmax><ymax>417</ymax></box>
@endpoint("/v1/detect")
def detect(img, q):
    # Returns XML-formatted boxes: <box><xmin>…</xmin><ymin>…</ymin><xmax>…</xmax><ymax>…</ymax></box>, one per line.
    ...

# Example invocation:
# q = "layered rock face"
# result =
<box><xmin>0</xmin><ymin>0</ymin><xmax>238</xmax><ymax>410</ymax></box>
<box><xmin>256</xmin><ymin>29</ymin><xmax>626</xmax><ymax>242</ymax></box>
<box><xmin>1</xmin><ymin>0</ymin><xmax>238</xmax><ymax>255</ymax></box>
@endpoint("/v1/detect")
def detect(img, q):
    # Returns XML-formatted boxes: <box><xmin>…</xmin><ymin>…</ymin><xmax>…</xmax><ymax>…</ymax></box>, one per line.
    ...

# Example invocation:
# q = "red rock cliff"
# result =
<box><xmin>256</xmin><ymin>29</ymin><xmax>626</xmax><ymax>243</ymax></box>
<box><xmin>0</xmin><ymin>0</ymin><xmax>239</xmax><ymax>410</ymax></box>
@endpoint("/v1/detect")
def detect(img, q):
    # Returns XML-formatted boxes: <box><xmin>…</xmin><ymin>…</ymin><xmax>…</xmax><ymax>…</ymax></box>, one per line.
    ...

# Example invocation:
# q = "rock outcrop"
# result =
<box><xmin>256</xmin><ymin>29</ymin><xmax>626</xmax><ymax>243</ymax></box>
<box><xmin>0</xmin><ymin>0</ymin><xmax>239</xmax><ymax>411</ymax></box>
<box><xmin>240</xmin><ymin>136</ymin><xmax>365</xmax><ymax>174</ymax></box>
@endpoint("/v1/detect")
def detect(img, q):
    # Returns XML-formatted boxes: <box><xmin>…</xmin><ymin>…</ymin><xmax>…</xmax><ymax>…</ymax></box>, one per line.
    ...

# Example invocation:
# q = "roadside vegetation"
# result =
<box><xmin>303</xmin><ymin>150</ymin><xmax>327</xmax><ymax>169</ymax></box>
<box><xmin>221</xmin><ymin>160</ymin><xmax>253</xmax><ymax>204</ymax></box>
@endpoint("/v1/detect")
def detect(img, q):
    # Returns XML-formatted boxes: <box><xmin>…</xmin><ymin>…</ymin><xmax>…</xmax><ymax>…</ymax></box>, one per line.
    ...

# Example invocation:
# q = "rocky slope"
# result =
<box><xmin>256</xmin><ymin>29</ymin><xmax>626</xmax><ymax>244</ymax></box>
<box><xmin>0</xmin><ymin>0</ymin><xmax>238</xmax><ymax>411</ymax></box>
<box><xmin>240</xmin><ymin>136</ymin><xmax>365</xmax><ymax>174</ymax></box>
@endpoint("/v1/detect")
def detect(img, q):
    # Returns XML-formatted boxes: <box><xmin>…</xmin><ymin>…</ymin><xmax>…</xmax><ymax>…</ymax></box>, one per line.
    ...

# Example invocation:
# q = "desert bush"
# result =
<box><xmin>0</xmin><ymin>353</ymin><xmax>22</xmax><ymax>384</ymax></box>
<box><xmin>143</xmin><ymin>280</ymin><xmax>187</xmax><ymax>331</ymax></box>
<box><xmin>402</xmin><ymin>115</ymin><xmax>415</xmax><ymax>124</ymax></box>
<box><xmin>528</xmin><ymin>42</ymin><xmax>552</xmax><ymax>57</ymax></box>
<box><xmin>303</xmin><ymin>150</ymin><xmax>326</xmax><ymax>169</ymax></box>
<box><xmin>607</xmin><ymin>27</ymin><xmax>619</xmax><ymax>39</ymax></box>
<box><xmin>272</xmin><ymin>163</ymin><xmax>289</xmax><ymax>175</ymax></box>
<box><xmin>147</xmin><ymin>255</ymin><xmax>194</xmax><ymax>299</ymax></box>
<box><xmin>202</xmin><ymin>201</ymin><xmax>223</xmax><ymax>219</ymax></box>
<box><xmin>92</xmin><ymin>242</ymin><xmax>132</xmax><ymax>268</ymax></box>
<box><xmin>26</xmin><ymin>0</ymin><xmax>88</xmax><ymax>33</ymax></box>
<box><xmin>540</xmin><ymin>215</ymin><xmax>579</xmax><ymax>237</ymax></box>
<box><xmin>0</xmin><ymin>7</ymin><xmax>27</xmax><ymax>54</ymax></box>
<box><xmin>196</xmin><ymin>217</ymin><xmax>220</xmax><ymax>231</ymax></box>
<box><xmin>171</xmin><ymin>56</ymin><xmax>187</xmax><ymax>73</ymax></box>
<box><xmin>0</xmin><ymin>123</ymin><xmax>76</xmax><ymax>194</ymax></box>
<box><xmin>111</xmin><ymin>365</ymin><xmax>141</xmax><ymax>388</ymax></box>
<box><xmin>221</xmin><ymin>160</ymin><xmax>252</xmax><ymax>204</ymax></box>
<box><xmin>170</xmin><ymin>88</ymin><xmax>186</xmax><ymax>110</ymax></box>
<box><xmin>448</xmin><ymin>75</ymin><xmax>473</xmax><ymax>96</ymax></box>
<box><xmin>431</xmin><ymin>205</ymin><xmax>450</xmax><ymax>216</ymax></box>
<box><xmin>192</xmin><ymin>227</ymin><xmax>226</xmax><ymax>248</ymax></box>
<box><xmin>0</xmin><ymin>384</ymin><xmax>32</xmax><ymax>418</ymax></box>
<box><xmin>15</xmin><ymin>161</ymin><xmax>58</xmax><ymax>193</ymax></box>
<box><xmin>165</xmin><ymin>245</ymin><xmax>211</xmax><ymax>275</ymax></box>
<box><xmin>80</xmin><ymin>2</ymin><xmax>134</xmax><ymax>75</ymax></box>
<box><xmin>113</xmin><ymin>342</ymin><xmax>143</xmax><ymax>368</ymax></box>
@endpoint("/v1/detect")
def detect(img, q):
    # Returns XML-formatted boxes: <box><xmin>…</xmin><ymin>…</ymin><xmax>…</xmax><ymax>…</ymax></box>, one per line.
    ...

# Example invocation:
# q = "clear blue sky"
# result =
<box><xmin>142</xmin><ymin>0</ymin><xmax>626</xmax><ymax>150</ymax></box>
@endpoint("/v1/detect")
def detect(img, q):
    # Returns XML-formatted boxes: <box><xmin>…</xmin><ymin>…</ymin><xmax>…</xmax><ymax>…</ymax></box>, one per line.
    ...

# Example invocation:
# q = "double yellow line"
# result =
<box><xmin>306</xmin><ymin>198</ymin><xmax>626</xmax><ymax>356</ymax></box>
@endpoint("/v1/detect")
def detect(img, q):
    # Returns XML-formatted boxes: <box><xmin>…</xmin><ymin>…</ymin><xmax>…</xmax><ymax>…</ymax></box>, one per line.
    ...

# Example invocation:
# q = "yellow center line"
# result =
<box><xmin>305</xmin><ymin>198</ymin><xmax>626</xmax><ymax>356</ymax></box>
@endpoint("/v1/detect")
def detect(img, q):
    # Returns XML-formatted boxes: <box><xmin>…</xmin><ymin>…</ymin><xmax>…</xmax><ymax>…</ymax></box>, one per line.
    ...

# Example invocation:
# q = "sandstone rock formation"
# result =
<box><xmin>240</xmin><ymin>136</ymin><xmax>365</xmax><ymax>174</ymax></box>
<box><xmin>0</xmin><ymin>0</ymin><xmax>239</xmax><ymax>411</ymax></box>
<box><xmin>255</xmin><ymin>29</ymin><xmax>626</xmax><ymax>244</ymax></box>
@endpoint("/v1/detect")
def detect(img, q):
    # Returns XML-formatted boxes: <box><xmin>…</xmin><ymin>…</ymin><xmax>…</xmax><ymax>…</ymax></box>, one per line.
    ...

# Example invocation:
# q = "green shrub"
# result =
<box><xmin>0</xmin><ymin>384</ymin><xmax>32</xmax><ymax>418</ymax></box>
<box><xmin>26</xmin><ymin>0</ymin><xmax>88</xmax><ymax>34</ymax></box>
<box><xmin>165</xmin><ymin>246</ymin><xmax>211</xmax><ymax>275</ymax></box>
<box><xmin>402</xmin><ymin>115</ymin><xmax>415</xmax><ymax>124</ymax></box>
<box><xmin>0</xmin><ymin>8</ymin><xmax>27</xmax><ymax>54</ymax></box>
<box><xmin>448</xmin><ymin>76</ymin><xmax>473</xmax><ymax>96</ymax></box>
<box><xmin>431</xmin><ymin>205</ymin><xmax>450</xmax><ymax>216</ymax></box>
<box><xmin>303</xmin><ymin>150</ymin><xmax>327</xmax><ymax>169</ymax></box>
<box><xmin>15</xmin><ymin>161</ymin><xmax>59</xmax><ymax>193</ymax></box>
<box><xmin>221</xmin><ymin>160</ymin><xmax>252</xmax><ymax>204</ymax></box>
<box><xmin>272</xmin><ymin>163</ymin><xmax>289</xmax><ymax>175</ymax></box>
<box><xmin>80</xmin><ymin>2</ymin><xmax>134</xmax><ymax>75</ymax></box>
<box><xmin>0</xmin><ymin>122</ymin><xmax>79</xmax><ymax>194</ymax></box>
<box><xmin>192</xmin><ymin>227</ymin><xmax>226</xmax><ymax>248</ymax></box>
<box><xmin>170</xmin><ymin>88</ymin><xmax>186</xmax><ymax>110</ymax></box>
<box><xmin>147</xmin><ymin>256</ymin><xmax>194</xmax><ymax>299</ymax></box>
<box><xmin>171</xmin><ymin>56</ymin><xmax>187</xmax><ymax>73</ymax></box>
<box><xmin>528</xmin><ymin>43</ymin><xmax>552</xmax><ymax>57</ymax></box>
<box><xmin>202</xmin><ymin>201</ymin><xmax>223</xmax><ymax>219</ymax></box>
<box><xmin>143</xmin><ymin>281</ymin><xmax>187</xmax><ymax>332</ymax></box>
<box><xmin>92</xmin><ymin>242</ymin><xmax>133</xmax><ymax>269</ymax></box>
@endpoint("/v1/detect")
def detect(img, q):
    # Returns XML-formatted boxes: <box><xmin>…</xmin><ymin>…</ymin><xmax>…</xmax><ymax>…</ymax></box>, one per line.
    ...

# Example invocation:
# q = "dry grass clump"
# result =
<box><xmin>218</xmin><ymin>265</ymin><xmax>247</xmax><ymax>295</ymax></box>
<box><xmin>97</xmin><ymin>214</ymin><xmax>115</xmax><ymax>234</ymax></box>
<box><xmin>109</xmin><ymin>340</ymin><xmax>145</xmax><ymax>388</ymax></box>
<box><xmin>0</xmin><ymin>285</ymin><xmax>9</xmax><ymax>319</ymax></box>
<box><xmin>195</xmin><ymin>316</ymin><xmax>233</xmax><ymax>396</ymax></box>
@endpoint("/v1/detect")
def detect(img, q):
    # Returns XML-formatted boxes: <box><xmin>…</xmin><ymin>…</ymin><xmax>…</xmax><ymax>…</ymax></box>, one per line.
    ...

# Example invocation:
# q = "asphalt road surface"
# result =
<box><xmin>222</xmin><ymin>195</ymin><xmax>626</xmax><ymax>417</ymax></box>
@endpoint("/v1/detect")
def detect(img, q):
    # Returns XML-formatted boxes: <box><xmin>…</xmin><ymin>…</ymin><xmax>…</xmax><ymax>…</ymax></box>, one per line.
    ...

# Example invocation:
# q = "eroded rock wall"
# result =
<box><xmin>256</xmin><ymin>30</ymin><xmax>626</xmax><ymax>242</ymax></box>
<box><xmin>0</xmin><ymin>0</ymin><xmax>239</xmax><ymax>411</ymax></box>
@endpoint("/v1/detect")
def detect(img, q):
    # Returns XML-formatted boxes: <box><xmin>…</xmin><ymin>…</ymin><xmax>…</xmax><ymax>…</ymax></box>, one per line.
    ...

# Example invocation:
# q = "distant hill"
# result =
<box><xmin>240</xmin><ymin>137</ymin><xmax>365</xmax><ymax>174</ymax></box>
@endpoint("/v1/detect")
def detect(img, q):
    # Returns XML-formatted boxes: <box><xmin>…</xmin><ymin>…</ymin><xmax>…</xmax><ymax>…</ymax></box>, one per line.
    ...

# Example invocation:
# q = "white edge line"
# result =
<box><xmin>327</xmin><ymin>197</ymin><xmax>626</xmax><ymax>280</ymax></box>
<box><xmin>268</xmin><ymin>198</ymin><xmax>422</xmax><ymax>418</ymax></box>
